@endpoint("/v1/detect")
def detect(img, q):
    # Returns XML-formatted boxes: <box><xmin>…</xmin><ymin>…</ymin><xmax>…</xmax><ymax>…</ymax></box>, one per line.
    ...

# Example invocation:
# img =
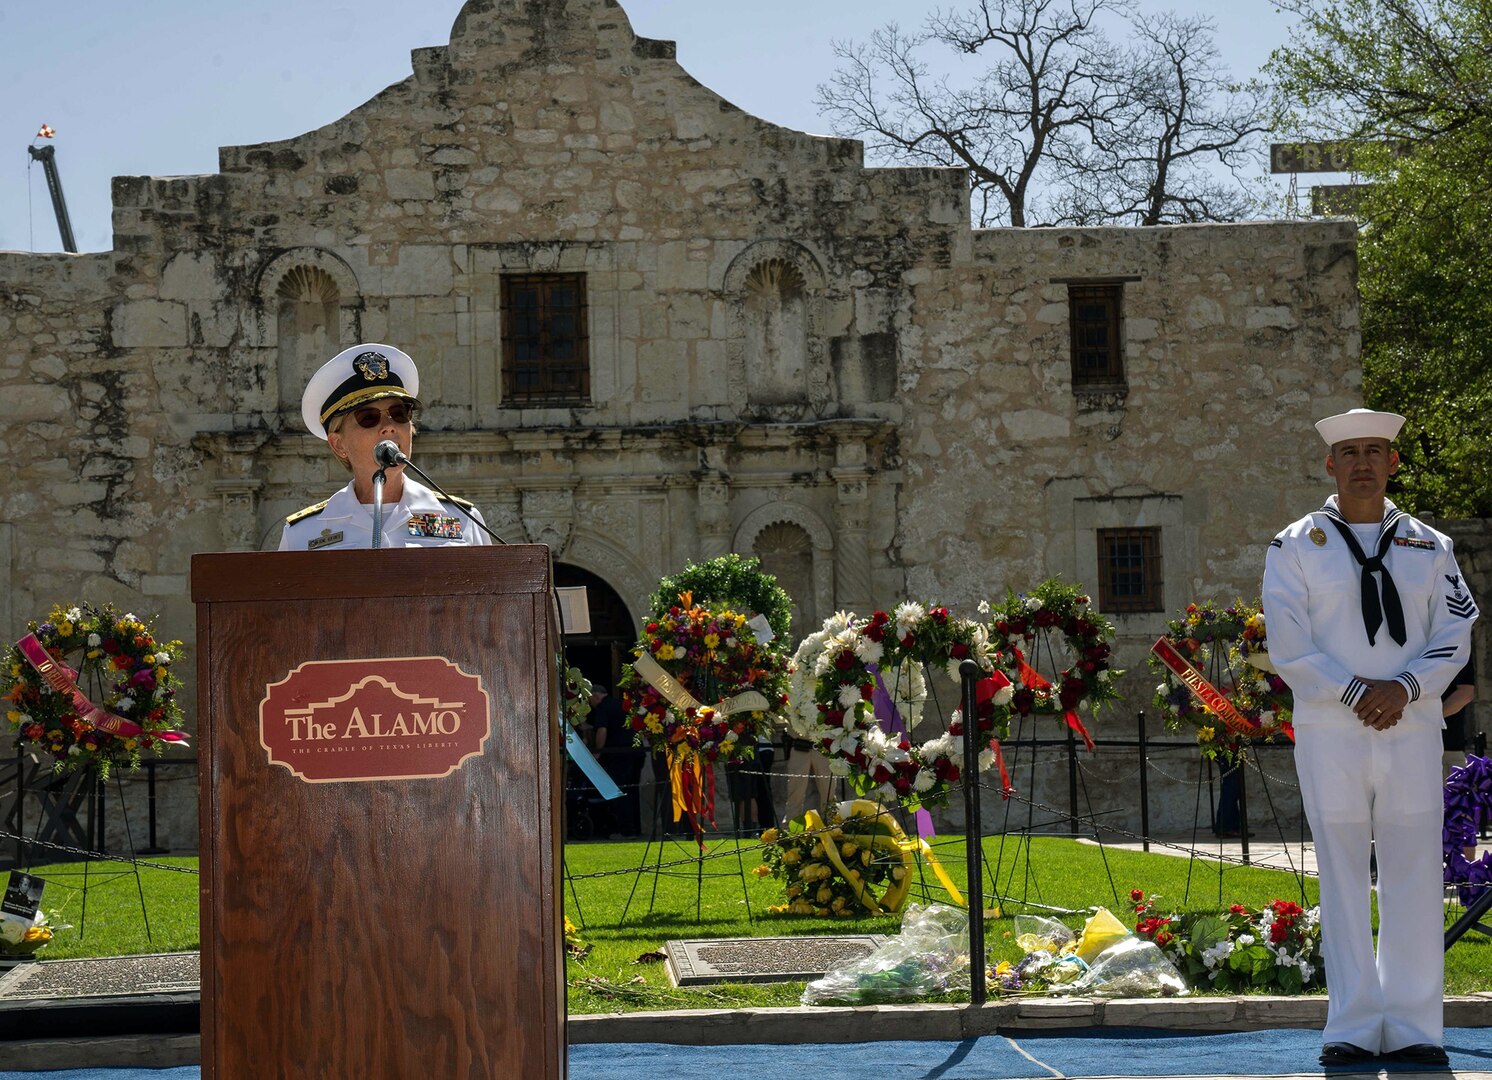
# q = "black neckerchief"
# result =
<box><xmin>1320</xmin><ymin>501</ymin><xmax>1407</xmax><ymax>647</ymax></box>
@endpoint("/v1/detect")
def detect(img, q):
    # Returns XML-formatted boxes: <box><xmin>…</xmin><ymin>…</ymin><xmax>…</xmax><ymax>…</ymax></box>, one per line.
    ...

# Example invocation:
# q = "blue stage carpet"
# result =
<box><xmin>3</xmin><ymin>1028</ymin><xmax>1491</xmax><ymax>1079</ymax></box>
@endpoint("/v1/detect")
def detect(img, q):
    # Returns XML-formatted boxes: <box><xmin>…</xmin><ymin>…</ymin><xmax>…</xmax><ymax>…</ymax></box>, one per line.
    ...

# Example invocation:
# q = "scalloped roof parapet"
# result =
<box><xmin>221</xmin><ymin>0</ymin><xmax>866</xmax><ymax>174</ymax></box>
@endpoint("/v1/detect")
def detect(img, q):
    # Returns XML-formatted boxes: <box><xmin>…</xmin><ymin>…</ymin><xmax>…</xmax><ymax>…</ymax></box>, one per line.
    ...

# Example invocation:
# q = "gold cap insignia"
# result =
<box><xmin>352</xmin><ymin>350</ymin><xmax>390</xmax><ymax>381</ymax></box>
<box><xmin>1309</xmin><ymin>527</ymin><xmax>1327</xmax><ymax>547</ymax></box>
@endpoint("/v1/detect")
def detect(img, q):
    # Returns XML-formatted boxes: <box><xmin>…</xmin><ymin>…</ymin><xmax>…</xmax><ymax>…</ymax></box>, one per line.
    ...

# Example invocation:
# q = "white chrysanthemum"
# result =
<box><xmin>922</xmin><ymin>732</ymin><xmax>957</xmax><ymax>760</ymax></box>
<box><xmin>828</xmin><ymin>757</ymin><xmax>851</xmax><ymax>776</ymax></box>
<box><xmin>65</xmin><ymin>607</ymin><xmax>82</xmax><ymax>622</ymax></box>
<box><xmin>1097</xmin><ymin>670</ymin><xmax>1110</xmax><ymax>683</ymax></box>
<box><xmin>123</xmin><ymin>612</ymin><xmax>138</xmax><ymax>623</ymax></box>
<box><xmin>156</xmin><ymin>650</ymin><xmax>170</xmax><ymax>664</ymax></box>
<box><xmin>991</xmin><ymin>681</ymin><xmax>1014</xmax><ymax>706</ymax></box>
<box><xmin>893</xmin><ymin>602</ymin><xmax>925</xmax><ymax>636</ymax></box>
<box><xmin>944</xmin><ymin>658</ymin><xmax>966</xmax><ymax>685</ymax></box>
<box><xmin>853</xmin><ymin>637</ymin><xmax>884</xmax><ymax>666</ymax></box>
<box><xmin>978</xmin><ymin>747</ymin><xmax>995</xmax><ymax>772</ymax></box>
<box><xmin>1024</xmin><ymin>596</ymin><xmax>1042</xmax><ymax>612</ymax></box>
<box><xmin>977</xmin><ymin>600</ymin><xmax>991</xmax><ymax>615</ymax></box>
<box><xmin>837</xmin><ymin>682</ymin><xmax>863</xmax><ymax>708</ymax></box>
<box><xmin>912</xmin><ymin>769</ymin><xmax>936</xmax><ymax>793</ymax></box>
<box><xmin>117</xmin><ymin>697</ymin><xmax>135</xmax><ymax>713</ymax></box>
<box><xmin>1155</xmin><ymin>682</ymin><xmax>1169</xmax><ymax>696</ymax></box>
<box><xmin>875</xmin><ymin>782</ymin><xmax>898</xmax><ymax>802</ymax></box>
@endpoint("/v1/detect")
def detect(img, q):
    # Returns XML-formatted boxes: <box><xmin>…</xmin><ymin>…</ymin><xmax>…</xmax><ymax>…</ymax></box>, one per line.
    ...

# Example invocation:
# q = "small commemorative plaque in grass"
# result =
<box><xmin>0</xmin><ymin>952</ymin><xmax>200</xmax><ymax>1001</ymax></box>
<box><xmin>664</xmin><ymin>934</ymin><xmax>888</xmax><ymax>987</ymax></box>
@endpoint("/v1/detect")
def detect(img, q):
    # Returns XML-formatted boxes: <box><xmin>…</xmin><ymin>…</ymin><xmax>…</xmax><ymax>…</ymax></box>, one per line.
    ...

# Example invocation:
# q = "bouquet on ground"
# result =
<box><xmin>1127</xmin><ymin>889</ymin><xmax>1323</xmax><ymax>993</ymax></box>
<box><xmin>0</xmin><ymin>910</ymin><xmax>61</xmax><ymax>961</ymax></box>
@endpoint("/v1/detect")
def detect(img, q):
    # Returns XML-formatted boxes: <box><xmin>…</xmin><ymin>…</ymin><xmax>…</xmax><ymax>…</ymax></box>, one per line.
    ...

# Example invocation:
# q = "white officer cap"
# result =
<box><xmin>301</xmin><ymin>344</ymin><xmax>421</xmax><ymax>440</ymax></box>
<box><xmin>1314</xmin><ymin>407</ymin><xmax>1405</xmax><ymax>448</ymax></box>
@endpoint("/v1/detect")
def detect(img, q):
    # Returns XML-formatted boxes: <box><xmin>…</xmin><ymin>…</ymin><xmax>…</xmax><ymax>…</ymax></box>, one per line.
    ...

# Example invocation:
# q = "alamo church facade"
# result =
<box><xmin>0</xmin><ymin>0</ymin><xmax>1398</xmax><ymax>840</ymax></box>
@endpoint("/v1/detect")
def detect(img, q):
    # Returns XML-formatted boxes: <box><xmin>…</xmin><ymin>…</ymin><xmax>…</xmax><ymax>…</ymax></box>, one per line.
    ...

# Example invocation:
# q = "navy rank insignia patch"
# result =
<box><xmin>408</xmin><ymin>514</ymin><xmax>463</xmax><ymax>539</ymax></box>
<box><xmin>1446</xmin><ymin>574</ymin><xmax>1476</xmax><ymax>619</ymax></box>
<box><xmin>353</xmin><ymin>350</ymin><xmax>389</xmax><ymax>381</ymax></box>
<box><xmin>1393</xmin><ymin>536</ymin><xmax>1435</xmax><ymax>550</ymax></box>
<box><xmin>1308</xmin><ymin>527</ymin><xmax>1327</xmax><ymax>547</ymax></box>
<box><xmin>308</xmin><ymin>528</ymin><xmax>344</xmax><ymax>550</ymax></box>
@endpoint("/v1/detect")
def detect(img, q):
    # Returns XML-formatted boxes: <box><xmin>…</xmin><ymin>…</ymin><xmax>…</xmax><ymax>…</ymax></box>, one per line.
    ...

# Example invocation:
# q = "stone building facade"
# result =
<box><xmin>5</xmin><ymin>0</ymin><xmax>1469</xmax><ymax>853</ymax></box>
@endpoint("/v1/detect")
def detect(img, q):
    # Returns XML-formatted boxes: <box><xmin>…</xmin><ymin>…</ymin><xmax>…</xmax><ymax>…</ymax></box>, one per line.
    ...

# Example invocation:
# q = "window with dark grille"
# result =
<box><xmin>1068</xmin><ymin>284</ymin><xmax>1124</xmax><ymax>387</ymax></box>
<box><xmin>1097</xmin><ymin>527</ymin><xmax>1163</xmax><ymax>613</ymax></box>
<box><xmin>501</xmin><ymin>273</ymin><xmax>589</xmax><ymax>404</ymax></box>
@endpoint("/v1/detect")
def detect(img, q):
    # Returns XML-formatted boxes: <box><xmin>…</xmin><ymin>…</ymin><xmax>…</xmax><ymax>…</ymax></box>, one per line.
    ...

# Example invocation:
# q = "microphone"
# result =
<box><xmin>374</xmin><ymin>440</ymin><xmax>408</xmax><ymax>468</ymax></box>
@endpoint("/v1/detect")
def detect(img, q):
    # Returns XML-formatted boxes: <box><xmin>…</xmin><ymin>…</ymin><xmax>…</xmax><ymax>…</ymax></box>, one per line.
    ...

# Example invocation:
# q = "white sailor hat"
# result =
<box><xmin>301</xmin><ymin>344</ymin><xmax>421</xmax><ymax>440</ymax></box>
<box><xmin>1314</xmin><ymin>407</ymin><xmax>1405</xmax><ymax>447</ymax></box>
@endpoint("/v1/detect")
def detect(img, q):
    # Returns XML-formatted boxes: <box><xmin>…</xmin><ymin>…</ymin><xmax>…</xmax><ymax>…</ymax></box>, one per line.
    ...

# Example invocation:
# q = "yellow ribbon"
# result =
<box><xmin>665</xmin><ymin>745</ymin><xmax>706</xmax><ymax>824</ymax></box>
<box><xmin>804</xmin><ymin>800</ymin><xmax>916</xmax><ymax>916</ymax></box>
<box><xmin>632</xmin><ymin>653</ymin><xmax>768</xmax><ymax>716</ymax></box>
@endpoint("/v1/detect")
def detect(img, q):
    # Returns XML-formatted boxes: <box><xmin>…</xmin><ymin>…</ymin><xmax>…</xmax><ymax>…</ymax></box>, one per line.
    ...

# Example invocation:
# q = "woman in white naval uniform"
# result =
<box><xmin>280</xmin><ymin>344</ymin><xmax>491</xmax><ymax>551</ymax></box>
<box><xmin>1263</xmin><ymin>409</ymin><xmax>1477</xmax><ymax>1068</ymax></box>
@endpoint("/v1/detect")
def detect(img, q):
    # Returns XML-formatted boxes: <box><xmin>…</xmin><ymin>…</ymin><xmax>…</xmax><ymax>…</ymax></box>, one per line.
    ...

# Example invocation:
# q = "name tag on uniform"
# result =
<box><xmin>308</xmin><ymin>528</ymin><xmax>344</xmax><ymax>550</ymax></box>
<box><xmin>408</xmin><ymin>513</ymin><xmax>463</xmax><ymax>540</ymax></box>
<box><xmin>1392</xmin><ymin>536</ymin><xmax>1434</xmax><ymax>550</ymax></box>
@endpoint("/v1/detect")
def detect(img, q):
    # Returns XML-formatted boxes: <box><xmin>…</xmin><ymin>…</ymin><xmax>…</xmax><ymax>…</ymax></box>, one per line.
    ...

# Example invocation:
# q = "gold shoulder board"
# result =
<box><xmin>285</xmin><ymin>500</ymin><xmax>329</xmax><ymax>525</ymax></box>
<box><xmin>438</xmin><ymin>494</ymin><xmax>476</xmax><ymax>510</ymax></box>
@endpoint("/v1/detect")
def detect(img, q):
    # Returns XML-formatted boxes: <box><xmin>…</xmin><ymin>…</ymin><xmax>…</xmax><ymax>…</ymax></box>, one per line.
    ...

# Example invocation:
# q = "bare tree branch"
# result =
<box><xmin>816</xmin><ymin>0</ymin><xmax>1265</xmax><ymax>226</ymax></box>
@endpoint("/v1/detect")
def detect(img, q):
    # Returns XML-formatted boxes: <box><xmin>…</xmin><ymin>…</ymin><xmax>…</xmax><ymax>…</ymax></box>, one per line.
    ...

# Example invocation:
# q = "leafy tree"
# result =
<box><xmin>1268</xmin><ymin>0</ymin><xmax>1492</xmax><ymax>516</ymax></box>
<box><xmin>815</xmin><ymin>0</ymin><xmax>1266</xmax><ymax>227</ymax></box>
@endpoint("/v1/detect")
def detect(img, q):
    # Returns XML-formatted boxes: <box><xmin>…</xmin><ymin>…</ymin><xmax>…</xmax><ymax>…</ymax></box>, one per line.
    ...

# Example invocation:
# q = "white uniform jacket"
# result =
<box><xmin>278</xmin><ymin>478</ymin><xmax>492</xmax><ymax>551</ymax></box>
<box><xmin>1262</xmin><ymin>495</ymin><xmax>1477</xmax><ymax>729</ymax></box>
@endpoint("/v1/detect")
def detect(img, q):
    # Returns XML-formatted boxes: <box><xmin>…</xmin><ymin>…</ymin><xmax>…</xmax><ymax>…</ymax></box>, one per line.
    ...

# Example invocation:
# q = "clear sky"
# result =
<box><xmin>0</xmin><ymin>0</ymin><xmax>1301</xmax><ymax>254</ymax></box>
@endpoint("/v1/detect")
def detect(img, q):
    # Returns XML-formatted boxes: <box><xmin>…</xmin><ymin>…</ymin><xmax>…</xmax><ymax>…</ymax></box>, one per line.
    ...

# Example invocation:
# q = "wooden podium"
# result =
<box><xmin>191</xmin><ymin>547</ymin><xmax>566</xmax><ymax>1079</ymax></box>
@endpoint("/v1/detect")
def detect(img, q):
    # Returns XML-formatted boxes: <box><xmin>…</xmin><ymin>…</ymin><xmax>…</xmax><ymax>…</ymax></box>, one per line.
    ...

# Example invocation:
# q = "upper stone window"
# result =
<box><xmin>1068</xmin><ymin>283</ymin><xmax>1125</xmax><ymax>389</ymax></box>
<box><xmin>501</xmin><ymin>273</ymin><xmax>589</xmax><ymax>405</ymax></box>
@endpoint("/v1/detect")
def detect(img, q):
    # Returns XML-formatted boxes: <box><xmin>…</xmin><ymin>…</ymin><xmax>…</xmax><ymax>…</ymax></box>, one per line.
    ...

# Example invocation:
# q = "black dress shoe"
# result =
<box><xmin>1320</xmin><ymin>1042</ymin><xmax>1376</xmax><ymax>1066</ymax></box>
<box><xmin>1385</xmin><ymin>1044</ymin><xmax>1449</xmax><ymax>1066</ymax></box>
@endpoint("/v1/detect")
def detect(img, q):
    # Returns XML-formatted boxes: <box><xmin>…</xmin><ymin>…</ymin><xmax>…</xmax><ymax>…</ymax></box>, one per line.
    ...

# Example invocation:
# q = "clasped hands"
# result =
<box><xmin>1352</xmin><ymin>678</ymin><xmax>1408</xmax><ymax>729</ymax></box>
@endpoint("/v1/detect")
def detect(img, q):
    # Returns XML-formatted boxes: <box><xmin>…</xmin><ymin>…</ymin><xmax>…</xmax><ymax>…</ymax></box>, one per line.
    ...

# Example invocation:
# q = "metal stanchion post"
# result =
<box><xmin>1137</xmin><ymin>710</ymin><xmax>1150</xmax><ymax>853</ymax></box>
<box><xmin>960</xmin><ymin>660</ymin><xmax>986</xmax><ymax>1006</ymax></box>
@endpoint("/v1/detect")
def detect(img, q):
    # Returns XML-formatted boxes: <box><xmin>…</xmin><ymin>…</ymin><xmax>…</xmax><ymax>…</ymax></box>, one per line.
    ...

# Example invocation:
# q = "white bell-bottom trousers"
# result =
<box><xmin>1294</xmin><ymin>721</ymin><xmax>1445</xmax><ymax>1052</ymax></box>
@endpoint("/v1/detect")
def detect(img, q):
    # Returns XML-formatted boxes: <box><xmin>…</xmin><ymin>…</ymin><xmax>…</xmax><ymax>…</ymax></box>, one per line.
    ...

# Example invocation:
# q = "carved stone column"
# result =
<box><xmin>832</xmin><ymin>439</ymin><xmax>873</xmax><ymax>612</ymax></box>
<box><xmin>696</xmin><ymin>443</ymin><xmax>732</xmax><ymax>561</ymax></box>
<box><xmin>200</xmin><ymin>432</ymin><xmax>271</xmax><ymax>550</ymax></box>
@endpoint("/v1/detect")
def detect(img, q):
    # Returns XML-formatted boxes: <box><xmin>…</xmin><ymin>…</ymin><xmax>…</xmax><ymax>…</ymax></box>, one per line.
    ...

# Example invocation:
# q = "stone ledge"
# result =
<box><xmin>567</xmin><ymin>995</ymin><xmax>1492</xmax><ymax>1045</ymax></box>
<box><xmin>0</xmin><ymin>1034</ymin><xmax>200</xmax><ymax>1071</ymax></box>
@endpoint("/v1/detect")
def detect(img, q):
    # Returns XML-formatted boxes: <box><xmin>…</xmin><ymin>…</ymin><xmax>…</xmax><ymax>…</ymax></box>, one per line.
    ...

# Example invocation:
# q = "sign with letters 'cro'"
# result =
<box><xmin>258</xmin><ymin>656</ymin><xmax>492</xmax><ymax>783</ymax></box>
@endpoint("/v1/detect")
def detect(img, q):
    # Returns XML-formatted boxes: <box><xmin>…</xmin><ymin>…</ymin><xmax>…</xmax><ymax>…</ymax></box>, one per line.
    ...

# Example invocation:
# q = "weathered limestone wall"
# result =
<box><xmin>0</xmin><ymin>0</ymin><xmax>1375</xmax><ymax>851</ymax></box>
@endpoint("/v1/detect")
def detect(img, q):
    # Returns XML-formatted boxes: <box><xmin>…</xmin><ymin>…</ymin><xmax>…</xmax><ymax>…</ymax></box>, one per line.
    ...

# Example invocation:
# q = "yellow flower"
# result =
<box><xmin>810</xmin><ymin>842</ymin><xmax>824</xmax><ymax>858</ymax></box>
<box><xmin>564</xmin><ymin>915</ymin><xmax>577</xmax><ymax>935</ymax></box>
<box><xmin>790</xmin><ymin>899</ymin><xmax>813</xmax><ymax>915</ymax></box>
<box><xmin>656</xmin><ymin>644</ymin><xmax>674</xmax><ymax>661</ymax></box>
<box><xmin>841</xmin><ymin>841</ymin><xmax>858</xmax><ymax>858</ymax></box>
<box><xmin>831</xmin><ymin>897</ymin><xmax>847</xmax><ymax>912</ymax></box>
<box><xmin>144</xmin><ymin>654</ymin><xmax>155</xmax><ymax>665</ymax></box>
<box><xmin>814</xmin><ymin>907</ymin><xmax>830</xmax><ymax>917</ymax></box>
<box><xmin>760</xmin><ymin>827</ymin><xmax>780</xmax><ymax>844</ymax></box>
<box><xmin>787</xmin><ymin>885</ymin><xmax>802</xmax><ymax>898</ymax></box>
<box><xmin>782</xmin><ymin>849</ymin><xmax>801</xmax><ymax>865</ymax></box>
<box><xmin>57</xmin><ymin>622</ymin><xmax>74</xmax><ymax>636</ymax></box>
<box><xmin>704</xmin><ymin>633</ymin><xmax>720</xmax><ymax>648</ymax></box>
<box><xmin>6</xmin><ymin>710</ymin><xmax>19</xmax><ymax>723</ymax></box>
<box><xmin>87</xmin><ymin>650</ymin><xmax>102</xmax><ymax>660</ymax></box>
<box><xmin>752</xmin><ymin>864</ymin><xmax>772</xmax><ymax>877</ymax></box>
<box><xmin>860</xmin><ymin>850</ymin><xmax>872</xmax><ymax>866</ymax></box>
<box><xmin>1197</xmin><ymin>726</ymin><xmax>1215</xmax><ymax>742</ymax></box>
<box><xmin>816</xmin><ymin>886</ymin><xmax>834</xmax><ymax>904</ymax></box>
<box><xmin>996</xmin><ymin>960</ymin><xmax>1012</xmax><ymax>975</ymax></box>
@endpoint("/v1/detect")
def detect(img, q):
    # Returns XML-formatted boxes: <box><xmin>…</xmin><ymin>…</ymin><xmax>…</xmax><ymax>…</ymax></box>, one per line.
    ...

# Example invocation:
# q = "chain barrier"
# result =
<box><xmin>0</xmin><ymin>828</ymin><xmax>200</xmax><ymax>874</ymax></box>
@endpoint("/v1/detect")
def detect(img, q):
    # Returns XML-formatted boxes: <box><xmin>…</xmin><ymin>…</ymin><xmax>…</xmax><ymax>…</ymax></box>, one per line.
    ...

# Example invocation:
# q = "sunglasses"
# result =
<box><xmin>349</xmin><ymin>402</ymin><xmax>416</xmax><ymax>428</ymax></box>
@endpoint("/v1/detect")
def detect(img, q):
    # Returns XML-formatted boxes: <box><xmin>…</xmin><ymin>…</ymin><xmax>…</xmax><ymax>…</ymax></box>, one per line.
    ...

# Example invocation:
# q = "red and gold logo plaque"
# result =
<box><xmin>258</xmin><ymin>656</ymin><xmax>492</xmax><ymax>783</ymax></box>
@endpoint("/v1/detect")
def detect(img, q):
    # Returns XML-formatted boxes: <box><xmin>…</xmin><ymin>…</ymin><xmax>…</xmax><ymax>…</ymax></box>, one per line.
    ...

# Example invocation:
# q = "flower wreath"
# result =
<box><xmin>1444</xmin><ymin>754</ymin><xmax>1492</xmax><ymax>905</ymax></box>
<box><xmin>987</xmin><ymin>579</ymin><xmax>1120</xmax><ymax>750</ymax></box>
<box><xmin>1147</xmin><ymin>600</ymin><xmax>1294</xmax><ymax>760</ymax></box>
<box><xmin>757</xmin><ymin>800</ymin><xmax>917</xmax><ymax>918</ymax></box>
<box><xmin>2</xmin><ymin>603</ymin><xmax>189</xmax><ymax>779</ymax></box>
<box><xmin>790</xmin><ymin>604</ymin><xmax>1012</xmax><ymax>810</ymax></box>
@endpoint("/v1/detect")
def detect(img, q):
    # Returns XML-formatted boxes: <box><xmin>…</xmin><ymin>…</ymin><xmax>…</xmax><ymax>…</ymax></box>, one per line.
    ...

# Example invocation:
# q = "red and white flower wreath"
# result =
<box><xmin>789</xmin><ymin>604</ymin><xmax>1015</xmax><ymax>810</ymax></box>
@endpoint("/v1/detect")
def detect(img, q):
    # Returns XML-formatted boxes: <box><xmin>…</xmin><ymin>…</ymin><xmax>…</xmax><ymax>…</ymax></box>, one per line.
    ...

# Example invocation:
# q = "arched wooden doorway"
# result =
<box><xmin>554</xmin><ymin>563</ymin><xmax>636</xmax><ymax>691</ymax></box>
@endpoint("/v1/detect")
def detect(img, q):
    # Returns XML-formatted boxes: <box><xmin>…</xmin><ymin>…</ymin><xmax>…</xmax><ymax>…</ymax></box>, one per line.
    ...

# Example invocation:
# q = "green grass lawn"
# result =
<box><xmin>16</xmin><ymin>837</ymin><xmax>1489</xmax><ymax>1013</ymax></box>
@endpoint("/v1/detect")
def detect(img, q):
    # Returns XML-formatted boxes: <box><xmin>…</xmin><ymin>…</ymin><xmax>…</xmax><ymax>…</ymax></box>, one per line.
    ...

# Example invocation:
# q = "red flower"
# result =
<box><xmin>1129</xmin><ymin>889</ymin><xmax>1144</xmax><ymax>903</ymax></box>
<box><xmin>1269</xmin><ymin>921</ymin><xmax>1290</xmax><ymax>944</ymax></box>
<box><xmin>950</xmin><ymin>642</ymin><xmax>970</xmax><ymax>659</ymax></box>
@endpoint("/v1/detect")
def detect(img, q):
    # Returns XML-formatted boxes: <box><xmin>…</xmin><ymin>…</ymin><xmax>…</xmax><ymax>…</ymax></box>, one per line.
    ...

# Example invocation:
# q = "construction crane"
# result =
<box><xmin>28</xmin><ymin>126</ymin><xmax>78</xmax><ymax>253</ymax></box>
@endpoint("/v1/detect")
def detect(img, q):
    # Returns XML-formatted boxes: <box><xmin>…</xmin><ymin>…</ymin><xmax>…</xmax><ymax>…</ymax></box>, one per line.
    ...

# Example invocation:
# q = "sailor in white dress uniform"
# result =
<box><xmin>1263</xmin><ymin>408</ymin><xmax>1477</xmax><ymax>1066</ymax></box>
<box><xmin>279</xmin><ymin>343</ymin><xmax>491</xmax><ymax>551</ymax></box>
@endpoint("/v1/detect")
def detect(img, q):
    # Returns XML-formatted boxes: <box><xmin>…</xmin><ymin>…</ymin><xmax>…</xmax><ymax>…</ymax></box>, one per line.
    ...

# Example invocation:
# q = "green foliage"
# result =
<box><xmin>1267</xmin><ymin>0</ymin><xmax>1492</xmax><ymax>515</ymax></box>
<box><xmin>649</xmin><ymin>554</ymin><xmax>795</xmax><ymax>645</ymax></box>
